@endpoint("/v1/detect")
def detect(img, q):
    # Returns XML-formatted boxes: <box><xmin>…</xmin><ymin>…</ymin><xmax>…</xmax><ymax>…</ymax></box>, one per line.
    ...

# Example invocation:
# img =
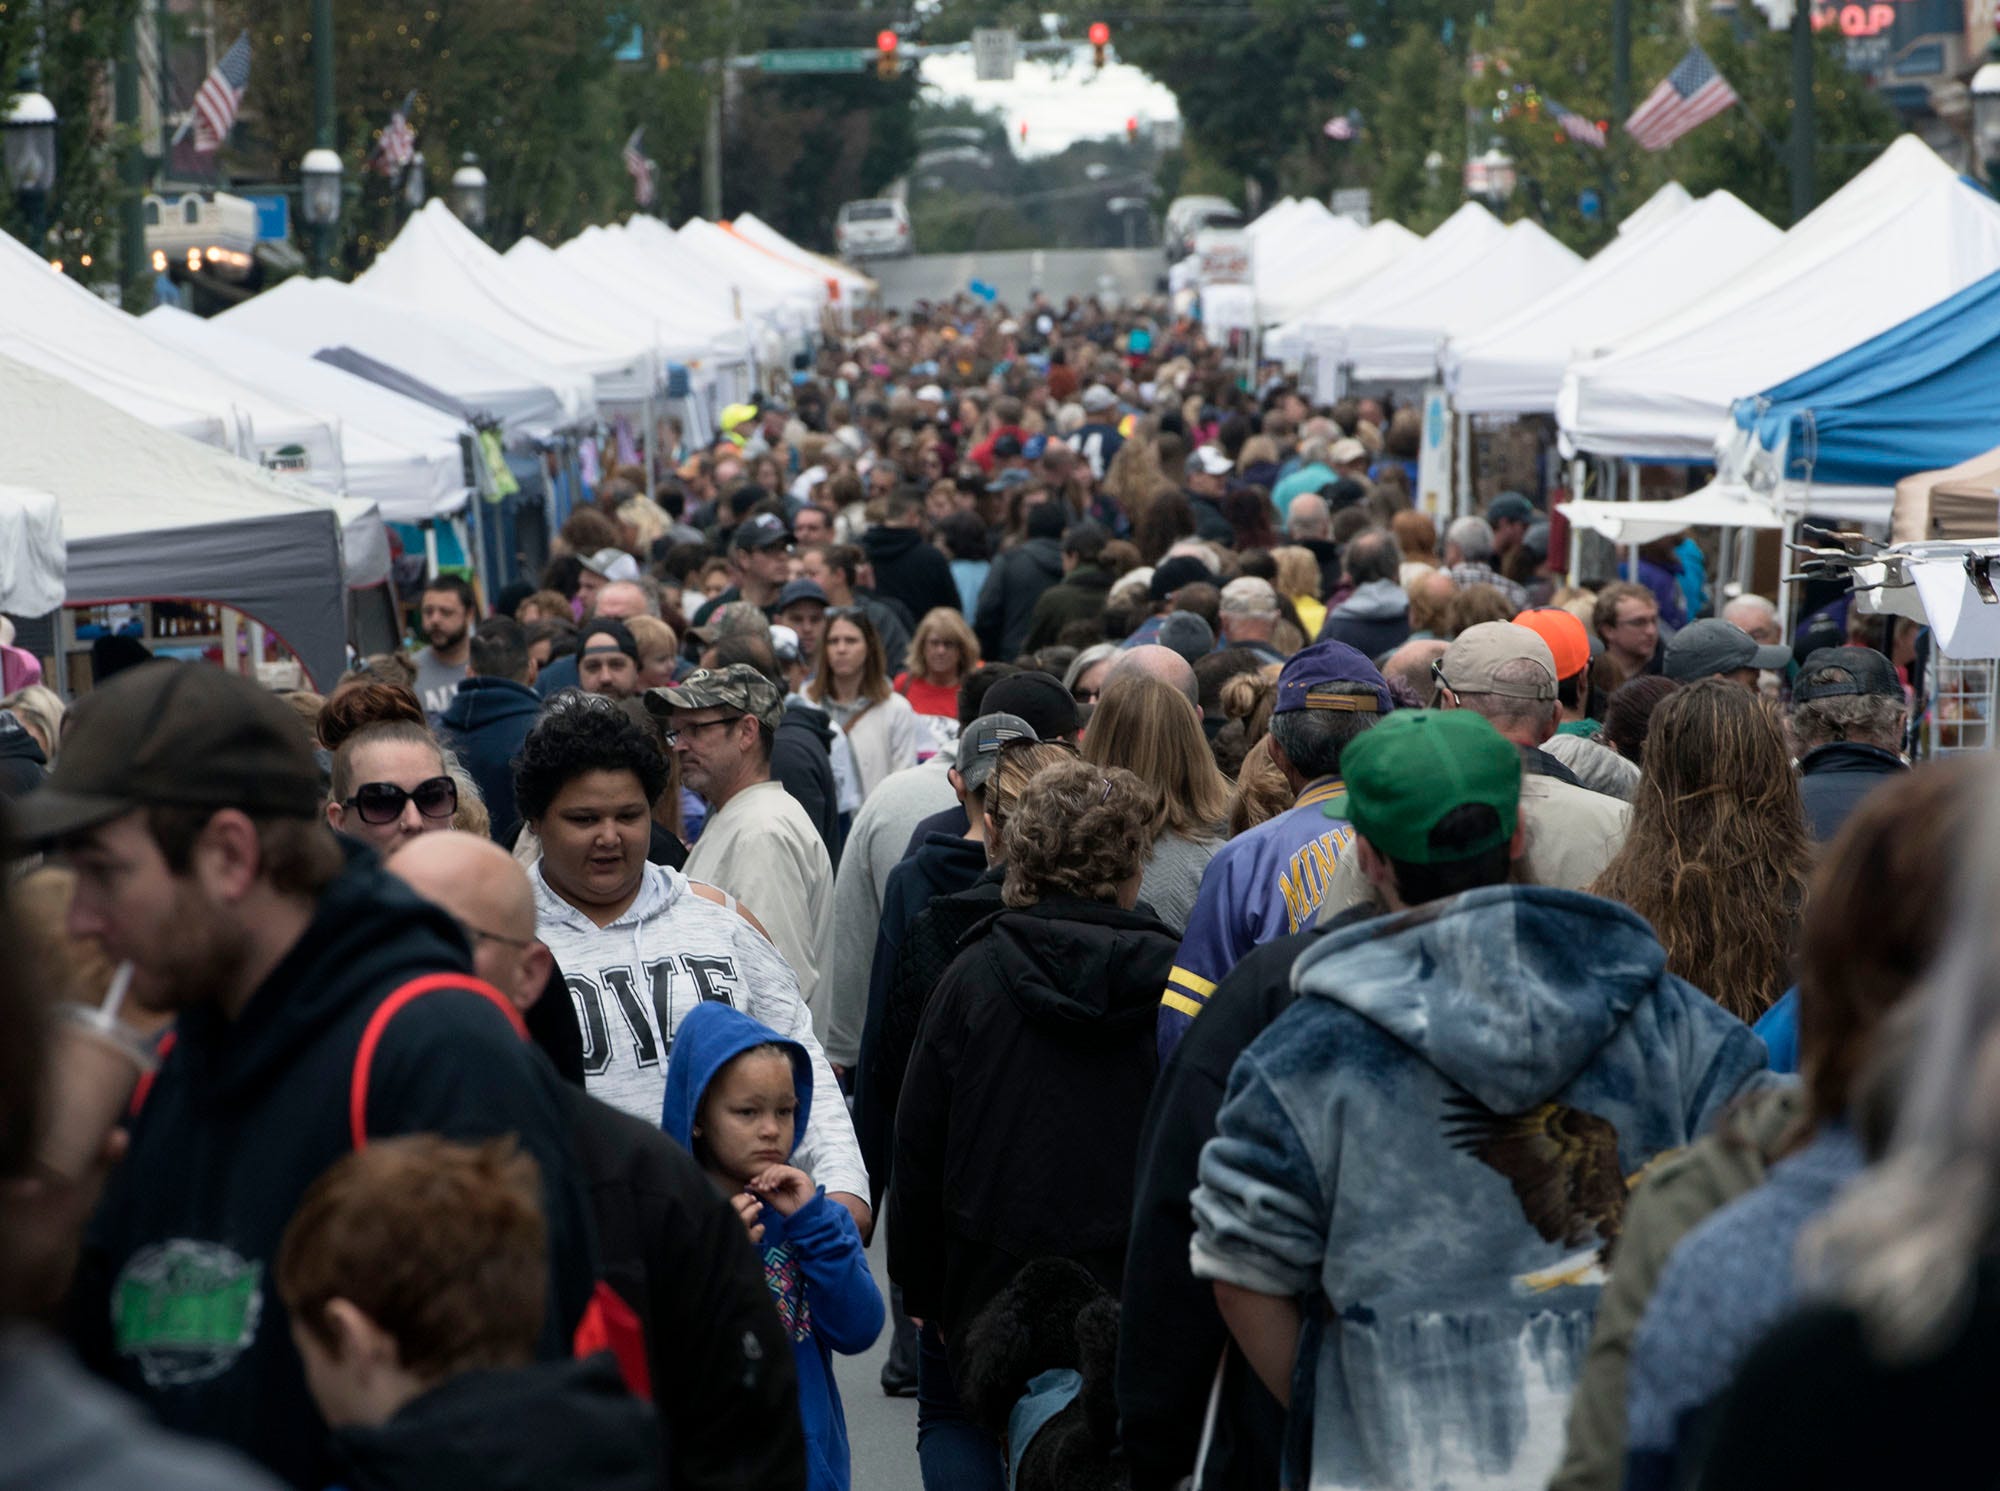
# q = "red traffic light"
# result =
<box><xmin>1088</xmin><ymin>21</ymin><xmax>1110</xmax><ymax>47</ymax></box>
<box><xmin>876</xmin><ymin>29</ymin><xmax>899</xmax><ymax>54</ymax></box>
<box><xmin>1126</xmin><ymin>116</ymin><xmax>1138</xmax><ymax>139</ymax></box>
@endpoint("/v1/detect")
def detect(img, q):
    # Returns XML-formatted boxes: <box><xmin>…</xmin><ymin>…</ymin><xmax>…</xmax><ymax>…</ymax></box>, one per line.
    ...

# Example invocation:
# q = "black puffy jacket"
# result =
<box><xmin>888</xmin><ymin>896</ymin><xmax>1178</xmax><ymax>1381</ymax></box>
<box><xmin>974</xmin><ymin>537</ymin><xmax>1063</xmax><ymax>660</ymax></box>
<box><xmin>863</xmin><ymin>525</ymin><xmax>962</xmax><ymax>629</ymax></box>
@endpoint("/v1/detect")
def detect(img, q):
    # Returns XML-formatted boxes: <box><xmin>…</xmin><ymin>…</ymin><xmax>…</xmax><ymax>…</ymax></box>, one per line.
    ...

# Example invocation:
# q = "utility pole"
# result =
<box><xmin>1788</xmin><ymin>0</ymin><xmax>1816</xmax><ymax>221</ymax></box>
<box><xmin>116</xmin><ymin>16</ymin><xmax>150</xmax><ymax>308</ymax></box>
<box><xmin>311</xmin><ymin>0</ymin><xmax>337</xmax><ymax>271</ymax></box>
<box><xmin>1612</xmin><ymin>0</ymin><xmax>1631</xmax><ymax>135</ymax></box>
<box><xmin>702</xmin><ymin>84</ymin><xmax>722</xmax><ymax>219</ymax></box>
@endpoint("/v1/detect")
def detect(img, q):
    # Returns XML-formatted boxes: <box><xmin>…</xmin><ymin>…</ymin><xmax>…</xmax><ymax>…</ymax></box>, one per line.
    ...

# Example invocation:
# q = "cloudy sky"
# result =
<box><xmin>919</xmin><ymin>47</ymin><xmax>1181</xmax><ymax>158</ymax></box>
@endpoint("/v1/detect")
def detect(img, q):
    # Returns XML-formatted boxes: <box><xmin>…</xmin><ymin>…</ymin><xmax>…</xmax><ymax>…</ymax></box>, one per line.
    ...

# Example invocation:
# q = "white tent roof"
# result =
<box><xmin>0</xmin><ymin>484</ymin><xmax>65</xmax><ymax>616</ymax></box>
<box><xmin>1447</xmin><ymin>190</ymin><xmax>1782</xmax><ymax>415</ymax></box>
<box><xmin>558</xmin><ymin>224</ymin><xmax>786</xmax><ymax>379</ymax></box>
<box><xmin>0</xmin><ymin>354</ymin><xmax>373</xmax><ymax>686</ymax></box>
<box><xmin>143</xmin><ymin>307</ymin><xmax>472</xmax><ymax>524</ymax></box>
<box><xmin>219</xmin><ymin>276</ymin><xmax>589</xmax><ymax>434</ymax></box>
<box><xmin>728</xmin><ymin>212</ymin><xmax>876</xmax><ymax>301</ymax></box>
<box><xmin>668</xmin><ymin>218</ymin><xmax>825</xmax><ymax>334</ymax></box>
<box><xmin>1616</xmin><ymin>181</ymin><xmax>1695</xmax><ymax>241</ymax></box>
<box><xmin>360</xmin><ymin>201</ymin><xmax>659</xmax><ymax>406</ymax></box>
<box><xmin>501</xmin><ymin>236</ymin><xmax>751</xmax><ymax>365</ymax></box>
<box><xmin>1558</xmin><ymin>135</ymin><xmax>2000</xmax><ymax>460</ymax></box>
<box><xmin>1251</xmin><ymin>212</ymin><xmax>1365</xmax><ymax>307</ymax></box>
<box><xmin>0</xmin><ymin>225</ymin><xmax>346</xmax><ymax>482</ymax></box>
<box><xmin>1292</xmin><ymin>204</ymin><xmax>1508</xmax><ymax>340</ymax></box>
<box><xmin>1340</xmin><ymin>218</ymin><xmax>1583</xmax><ymax>384</ymax></box>
<box><xmin>1261</xmin><ymin>220</ymin><xmax>1423</xmax><ymax>341</ymax></box>
<box><xmin>1562</xmin><ymin>484</ymin><xmax>1784</xmax><ymax>543</ymax></box>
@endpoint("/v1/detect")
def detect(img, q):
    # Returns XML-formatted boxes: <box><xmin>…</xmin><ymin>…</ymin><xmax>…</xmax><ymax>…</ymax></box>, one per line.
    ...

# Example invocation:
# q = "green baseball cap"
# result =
<box><xmin>1324</xmin><ymin>709</ymin><xmax>1521</xmax><ymax>865</ymax></box>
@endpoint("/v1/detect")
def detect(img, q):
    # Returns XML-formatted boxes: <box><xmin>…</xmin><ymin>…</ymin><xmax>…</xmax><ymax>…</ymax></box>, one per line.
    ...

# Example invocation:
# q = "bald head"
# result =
<box><xmin>594</xmin><ymin>580</ymin><xmax>657</xmax><ymax>621</ymax></box>
<box><xmin>1287</xmin><ymin>493</ymin><xmax>1331</xmax><ymax>541</ymax></box>
<box><xmin>389</xmin><ymin>830</ymin><xmax>550</xmax><ymax>1011</ymax></box>
<box><xmin>1381</xmin><ymin>638</ymin><xmax>1450</xmax><ymax>706</ymax></box>
<box><xmin>1105</xmin><ymin>643</ymin><xmax>1199</xmax><ymax>705</ymax></box>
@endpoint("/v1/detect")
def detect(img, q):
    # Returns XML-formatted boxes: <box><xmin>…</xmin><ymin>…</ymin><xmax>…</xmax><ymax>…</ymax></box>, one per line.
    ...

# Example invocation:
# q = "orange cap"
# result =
<box><xmin>1512</xmin><ymin>607</ymin><xmax>1590</xmax><ymax>681</ymax></box>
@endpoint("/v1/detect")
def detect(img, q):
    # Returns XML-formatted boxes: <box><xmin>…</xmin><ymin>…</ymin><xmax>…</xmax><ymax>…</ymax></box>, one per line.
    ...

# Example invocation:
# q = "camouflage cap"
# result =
<box><xmin>644</xmin><ymin>664</ymin><xmax>785</xmax><ymax>730</ymax></box>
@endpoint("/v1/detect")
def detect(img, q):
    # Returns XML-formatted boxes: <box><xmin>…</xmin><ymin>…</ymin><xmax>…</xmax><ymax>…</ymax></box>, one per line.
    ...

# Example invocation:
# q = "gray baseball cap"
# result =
<box><xmin>955</xmin><ymin>712</ymin><xmax>1040</xmax><ymax>794</ymax></box>
<box><xmin>1664</xmin><ymin>618</ymin><xmax>1792</xmax><ymax>682</ymax></box>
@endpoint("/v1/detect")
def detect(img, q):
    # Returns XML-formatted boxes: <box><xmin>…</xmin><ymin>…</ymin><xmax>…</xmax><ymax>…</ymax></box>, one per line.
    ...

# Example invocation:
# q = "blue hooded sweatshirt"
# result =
<box><xmin>661</xmin><ymin>1003</ymin><xmax>883</xmax><ymax>1491</ymax></box>
<box><xmin>1190</xmin><ymin>885</ymin><xmax>1769</xmax><ymax>1491</ymax></box>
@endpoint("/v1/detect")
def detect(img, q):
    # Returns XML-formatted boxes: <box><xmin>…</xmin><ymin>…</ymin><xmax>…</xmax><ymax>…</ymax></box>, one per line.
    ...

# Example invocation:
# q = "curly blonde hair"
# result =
<box><xmin>1001</xmin><ymin>758</ymin><xmax>1158</xmax><ymax>908</ymax></box>
<box><xmin>1588</xmin><ymin>679</ymin><xmax>1810</xmax><ymax>1020</ymax></box>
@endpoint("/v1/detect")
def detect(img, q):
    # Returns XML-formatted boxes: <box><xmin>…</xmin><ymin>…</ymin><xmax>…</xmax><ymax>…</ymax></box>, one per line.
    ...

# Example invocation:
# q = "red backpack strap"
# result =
<box><xmin>349</xmin><ymin>974</ymin><xmax>527</xmax><ymax>1151</ymax></box>
<box><xmin>573</xmin><ymin>1282</ymin><xmax>653</xmax><ymax>1402</ymax></box>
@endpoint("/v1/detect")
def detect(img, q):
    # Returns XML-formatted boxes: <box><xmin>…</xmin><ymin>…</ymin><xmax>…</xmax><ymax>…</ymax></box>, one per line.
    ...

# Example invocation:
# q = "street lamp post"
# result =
<box><xmin>301</xmin><ymin>147</ymin><xmax>343</xmax><ymax>275</ymax></box>
<box><xmin>451</xmin><ymin>152</ymin><xmax>487</xmax><ymax>234</ymax></box>
<box><xmin>3</xmin><ymin>68</ymin><xmax>58</xmax><ymax>252</ymax></box>
<box><xmin>1973</xmin><ymin>21</ymin><xmax>2000</xmax><ymax>198</ymax></box>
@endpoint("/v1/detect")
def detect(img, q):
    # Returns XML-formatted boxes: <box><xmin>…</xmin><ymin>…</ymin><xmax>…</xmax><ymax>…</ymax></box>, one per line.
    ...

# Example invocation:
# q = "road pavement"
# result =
<box><xmin>837</xmin><ymin>1217</ymin><xmax>924</xmax><ymax>1491</ymax></box>
<box><xmin>864</xmin><ymin>247</ymin><xmax>1163</xmax><ymax>310</ymax></box>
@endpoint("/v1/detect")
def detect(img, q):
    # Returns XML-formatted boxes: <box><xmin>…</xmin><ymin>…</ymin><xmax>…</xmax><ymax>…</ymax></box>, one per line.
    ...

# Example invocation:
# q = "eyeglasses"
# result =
<box><xmin>1613</xmin><ymin>612</ymin><xmax>1659</xmax><ymax>631</ymax></box>
<box><xmin>662</xmin><ymin>714</ymin><xmax>744</xmax><ymax>747</ymax></box>
<box><xmin>345</xmin><ymin>775</ymin><xmax>457</xmax><ymax>825</ymax></box>
<box><xmin>1430</xmin><ymin>658</ymin><xmax>1454</xmax><ymax>702</ymax></box>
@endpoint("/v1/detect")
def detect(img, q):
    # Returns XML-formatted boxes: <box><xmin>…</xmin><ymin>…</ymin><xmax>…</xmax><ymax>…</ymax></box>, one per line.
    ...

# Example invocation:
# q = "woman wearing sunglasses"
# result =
<box><xmin>326</xmin><ymin>718</ymin><xmax>460</xmax><ymax>856</ymax></box>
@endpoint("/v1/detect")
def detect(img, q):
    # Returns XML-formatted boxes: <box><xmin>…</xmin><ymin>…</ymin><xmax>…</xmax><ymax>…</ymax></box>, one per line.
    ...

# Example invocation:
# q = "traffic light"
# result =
<box><xmin>876</xmin><ymin>29</ymin><xmax>899</xmax><ymax>79</ymax></box>
<box><xmin>1126</xmin><ymin>116</ymin><xmax>1139</xmax><ymax>142</ymax></box>
<box><xmin>1019</xmin><ymin>120</ymin><xmax>1029</xmax><ymax>144</ymax></box>
<box><xmin>1089</xmin><ymin>21</ymin><xmax>1109</xmax><ymax>69</ymax></box>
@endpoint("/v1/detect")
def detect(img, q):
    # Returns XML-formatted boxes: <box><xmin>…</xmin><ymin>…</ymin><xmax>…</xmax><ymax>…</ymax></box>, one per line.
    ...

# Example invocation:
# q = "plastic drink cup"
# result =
<box><xmin>37</xmin><ymin>1003</ymin><xmax>155</xmax><ymax>1182</ymax></box>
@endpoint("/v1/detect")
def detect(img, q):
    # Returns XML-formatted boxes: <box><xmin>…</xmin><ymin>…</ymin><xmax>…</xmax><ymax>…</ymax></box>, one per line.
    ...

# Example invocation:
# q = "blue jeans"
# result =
<box><xmin>916</xmin><ymin>1321</ymin><xmax>1005</xmax><ymax>1491</ymax></box>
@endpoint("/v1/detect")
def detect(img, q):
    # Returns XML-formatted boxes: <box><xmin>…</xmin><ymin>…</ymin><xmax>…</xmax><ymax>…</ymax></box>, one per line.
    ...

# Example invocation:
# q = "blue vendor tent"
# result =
<box><xmin>1729</xmin><ymin>262</ymin><xmax>2000</xmax><ymax>497</ymax></box>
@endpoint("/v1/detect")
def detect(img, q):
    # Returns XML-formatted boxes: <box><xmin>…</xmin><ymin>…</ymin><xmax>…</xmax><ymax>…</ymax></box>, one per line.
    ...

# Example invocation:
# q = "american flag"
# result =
<box><xmin>1625</xmin><ymin>47</ymin><xmax>1738</xmax><ymax>152</ymax></box>
<box><xmin>1547</xmin><ymin>96</ymin><xmax>1606</xmax><ymax>149</ymax></box>
<box><xmin>1323</xmin><ymin>114</ymin><xmax>1356</xmax><ymax>141</ymax></box>
<box><xmin>623</xmin><ymin>126</ymin><xmax>656</xmax><ymax>208</ymax></box>
<box><xmin>186</xmin><ymin>31</ymin><xmax>251</xmax><ymax>153</ymax></box>
<box><xmin>369</xmin><ymin>91</ymin><xmax>417</xmax><ymax>176</ymax></box>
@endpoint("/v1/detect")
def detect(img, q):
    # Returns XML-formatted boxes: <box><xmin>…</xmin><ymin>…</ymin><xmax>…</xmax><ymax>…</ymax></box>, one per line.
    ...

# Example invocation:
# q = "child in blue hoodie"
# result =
<box><xmin>662</xmin><ymin>1003</ymin><xmax>883</xmax><ymax>1491</ymax></box>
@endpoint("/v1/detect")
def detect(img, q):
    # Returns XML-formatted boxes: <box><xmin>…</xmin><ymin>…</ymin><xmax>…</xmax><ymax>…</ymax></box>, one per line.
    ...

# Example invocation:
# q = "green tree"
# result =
<box><xmin>0</xmin><ymin>0</ymin><xmax>145</xmax><ymax>283</ymax></box>
<box><xmin>1471</xmin><ymin>0</ymin><xmax>1899</xmax><ymax>248</ymax></box>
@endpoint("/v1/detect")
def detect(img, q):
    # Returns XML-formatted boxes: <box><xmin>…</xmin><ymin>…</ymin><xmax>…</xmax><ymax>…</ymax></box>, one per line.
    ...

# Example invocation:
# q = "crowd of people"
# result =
<box><xmin>0</xmin><ymin>290</ymin><xmax>1982</xmax><ymax>1491</ymax></box>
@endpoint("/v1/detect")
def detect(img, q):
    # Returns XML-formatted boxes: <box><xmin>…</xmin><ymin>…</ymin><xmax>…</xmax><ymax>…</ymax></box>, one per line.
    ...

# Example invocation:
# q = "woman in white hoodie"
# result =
<box><xmin>807</xmin><ymin>608</ymin><xmax>917</xmax><ymax>803</ymax></box>
<box><xmin>515</xmin><ymin>696</ymin><xmax>869</xmax><ymax>1211</ymax></box>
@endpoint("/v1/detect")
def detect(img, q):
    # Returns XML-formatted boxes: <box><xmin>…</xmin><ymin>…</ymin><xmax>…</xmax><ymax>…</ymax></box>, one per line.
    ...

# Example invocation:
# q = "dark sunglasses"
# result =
<box><xmin>346</xmin><ymin>775</ymin><xmax>457</xmax><ymax>825</ymax></box>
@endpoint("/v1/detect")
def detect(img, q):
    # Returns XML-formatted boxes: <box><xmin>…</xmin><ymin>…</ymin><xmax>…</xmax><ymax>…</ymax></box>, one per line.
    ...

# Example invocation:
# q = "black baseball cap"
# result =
<box><xmin>14</xmin><ymin>661</ymin><xmax>323</xmax><ymax>843</ymax></box>
<box><xmin>775</xmin><ymin>578</ymin><xmax>830</xmax><ymax>612</ymax></box>
<box><xmin>729</xmin><ymin>512</ymin><xmax>791</xmax><ymax>553</ymax></box>
<box><xmin>1793</xmin><ymin>646</ymin><xmax>1900</xmax><ymax>704</ymax></box>
<box><xmin>980</xmin><ymin>671</ymin><xmax>1079</xmax><ymax>741</ymax></box>
<box><xmin>579</xmin><ymin>617</ymin><xmax>640</xmax><ymax>663</ymax></box>
<box><xmin>1150</xmin><ymin>555</ymin><xmax>1214</xmax><ymax>603</ymax></box>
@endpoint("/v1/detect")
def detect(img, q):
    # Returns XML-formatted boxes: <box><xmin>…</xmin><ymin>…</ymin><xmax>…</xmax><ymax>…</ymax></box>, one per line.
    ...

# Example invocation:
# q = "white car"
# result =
<box><xmin>835</xmin><ymin>198</ymin><xmax>913</xmax><ymax>261</ymax></box>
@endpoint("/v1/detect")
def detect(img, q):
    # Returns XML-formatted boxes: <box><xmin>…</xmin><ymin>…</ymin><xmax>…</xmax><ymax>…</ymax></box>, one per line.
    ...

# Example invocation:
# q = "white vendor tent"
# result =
<box><xmin>0</xmin><ymin>353</ymin><xmax>370</xmax><ymax>687</ymax></box>
<box><xmin>1446</xmin><ymin>189</ymin><xmax>1781</xmax><ymax>415</ymax></box>
<box><xmin>1261</xmin><ymin>220</ymin><xmax>1422</xmax><ymax>351</ymax></box>
<box><xmin>360</xmin><ymin>201</ymin><xmax>660</xmax><ymax>407</ymax></box>
<box><xmin>143</xmin><ymin>307</ymin><xmax>473</xmax><ymax>524</ymax></box>
<box><xmin>0</xmin><ymin>485</ymin><xmax>65</xmax><ymax>617</ymax></box>
<box><xmin>502</xmin><ymin>236</ymin><xmax>752</xmax><ymax>368</ymax></box>
<box><xmin>727</xmin><ymin>212</ymin><xmax>876</xmax><ymax>305</ymax></box>
<box><xmin>1250</xmin><ymin>210</ymin><xmax>1365</xmax><ymax>310</ymax></box>
<box><xmin>220</xmin><ymin>277</ymin><xmax>590</xmax><ymax>435</ymax></box>
<box><xmin>1342</xmin><ymin>218</ymin><xmax>1582</xmax><ymax>385</ymax></box>
<box><xmin>1561</xmin><ymin>484</ymin><xmax>1784</xmax><ymax>544</ymax></box>
<box><xmin>0</xmin><ymin>223</ymin><xmax>345</xmax><ymax>481</ymax></box>
<box><xmin>1558</xmin><ymin>135</ymin><xmax>2000</xmax><ymax>461</ymax></box>
<box><xmin>669</xmin><ymin>218</ymin><xmax>826</xmax><ymax>336</ymax></box>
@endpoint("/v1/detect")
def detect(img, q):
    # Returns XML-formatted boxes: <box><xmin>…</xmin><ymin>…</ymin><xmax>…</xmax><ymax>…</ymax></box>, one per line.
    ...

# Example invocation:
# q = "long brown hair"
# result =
<box><xmin>1589</xmin><ymin>679</ymin><xmax>1810</xmax><ymax>1021</ymax></box>
<box><xmin>806</xmin><ymin>607</ymin><xmax>890</xmax><ymax>709</ymax></box>
<box><xmin>1081</xmin><ymin>671</ymin><xmax>1233</xmax><ymax>839</ymax></box>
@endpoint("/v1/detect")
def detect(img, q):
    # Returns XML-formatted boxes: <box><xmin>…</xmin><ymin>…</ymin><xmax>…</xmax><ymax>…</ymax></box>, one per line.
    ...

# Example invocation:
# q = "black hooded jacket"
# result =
<box><xmin>863</xmin><ymin>524</ymin><xmax>963</xmax><ymax>628</ymax></box>
<box><xmin>67</xmin><ymin>846</ymin><xmax>596</xmax><ymax>1491</ymax></box>
<box><xmin>774</xmin><ymin>698</ymin><xmax>844</xmax><ymax>868</ymax></box>
<box><xmin>562</xmin><ymin>1090</ymin><xmax>806</xmax><ymax>1491</ymax></box>
<box><xmin>0</xmin><ymin>709</ymin><xmax>47</xmax><ymax>801</ymax></box>
<box><xmin>888</xmin><ymin>897</ymin><xmax>1178</xmax><ymax>1380</ymax></box>
<box><xmin>974</xmin><ymin>536</ymin><xmax>1064</xmax><ymax>660</ymax></box>
<box><xmin>854</xmin><ymin>840</ymin><xmax>993</xmax><ymax>1208</ymax></box>
<box><xmin>438</xmin><ymin>674</ymin><xmax>541</xmax><ymax>845</ymax></box>
<box><xmin>330</xmin><ymin>1357</ymin><xmax>658</xmax><ymax>1491</ymax></box>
